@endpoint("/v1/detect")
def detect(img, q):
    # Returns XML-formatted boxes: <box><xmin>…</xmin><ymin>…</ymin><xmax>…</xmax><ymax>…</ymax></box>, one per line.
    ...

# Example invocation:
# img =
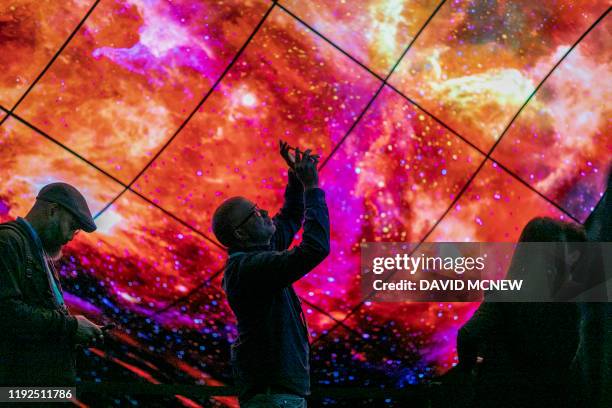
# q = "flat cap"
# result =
<box><xmin>37</xmin><ymin>183</ymin><xmax>97</xmax><ymax>233</ymax></box>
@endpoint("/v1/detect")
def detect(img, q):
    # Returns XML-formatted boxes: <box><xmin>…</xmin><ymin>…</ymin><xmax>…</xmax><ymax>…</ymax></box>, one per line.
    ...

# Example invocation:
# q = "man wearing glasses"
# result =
<box><xmin>0</xmin><ymin>183</ymin><xmax>104</xmax><ymax>386</ymax></box>
<box><xmin>213</xmin><ymin>141</ymin><xmax>330</xmax><ymax>408</ymax></box>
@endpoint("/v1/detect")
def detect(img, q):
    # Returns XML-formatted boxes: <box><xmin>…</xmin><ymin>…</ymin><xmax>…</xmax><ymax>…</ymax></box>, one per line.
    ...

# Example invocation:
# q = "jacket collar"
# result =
<box><xmin>228</xmin><ymin>243</ymin><xmax>270</xmax><ymax>256</ymax></box>
<box><xmin>16</xmin><ymin>217</ymin><xmax>42</xmax><ymax>247</ymax></box>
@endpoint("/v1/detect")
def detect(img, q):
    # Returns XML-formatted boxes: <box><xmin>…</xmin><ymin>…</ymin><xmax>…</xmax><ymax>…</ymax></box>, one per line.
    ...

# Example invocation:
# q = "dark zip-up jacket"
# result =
<box><xmin>222</xmin><ymin>171</ymin><xmax>330</xmax><ymax>400</ymax></box>
<box><xmin>0</xmin><ymin>219</ymin><xmax>78</xmax><ymax>386</ymax></box>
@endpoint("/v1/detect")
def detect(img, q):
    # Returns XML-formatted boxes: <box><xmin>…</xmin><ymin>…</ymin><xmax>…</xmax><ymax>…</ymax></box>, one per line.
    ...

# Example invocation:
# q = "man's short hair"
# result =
<box><xmin>212</xmin><ymin>197</ymin><xmax>246</xmax><ymax>248</ymax></box>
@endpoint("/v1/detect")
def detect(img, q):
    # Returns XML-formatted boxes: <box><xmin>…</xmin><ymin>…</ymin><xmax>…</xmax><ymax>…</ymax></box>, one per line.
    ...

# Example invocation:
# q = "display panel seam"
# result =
<box><xmin>92</xmin><ymin>2</ymin><xmax>278</xmax><ymax>222</ymax></box>
<box><xmin>312</xmin><ymin>5</ymin><xmax>611</xmax><ymax>349</ymax></box>
<box><xmin>277</xmin><ymin>0</ymin><xmax>595</xmax><ymax>225</ymax></box>
<box><xmin>384</xmin><ymin>83</ymin><xmax>583</xmax><ymax>225</ymax></box>
<box><xmin>148</xmin><ymin>0</ymin><xmax>450</xmax><ymax>330</ymax></box>
<box><xmin>0</xmin><ymin>0</ymin><xmax>102</xmax><ymax>129</ymax></box>
<box><xmin>6</xmin><ymin>111</ymin><xmax>225</xmax><ymax>251</ymax></box>
<box><xmin>484</xmin><ymin>8</ymin><xmax>611</xmax><ymax>173</ymax></box>
<box><xmin>276</xmin><ymin>2</ymin><xmax>386</xmax><ymax>83</ymax></box>
<box><xmin>318</xmin><ymin>0</ymin><xmax>448</xmax><ymax>171</ymax></box>
<box><xmin>153</xmin><ymin>266</ymin><xmax>366</xmax><ymax>347</ymax></box>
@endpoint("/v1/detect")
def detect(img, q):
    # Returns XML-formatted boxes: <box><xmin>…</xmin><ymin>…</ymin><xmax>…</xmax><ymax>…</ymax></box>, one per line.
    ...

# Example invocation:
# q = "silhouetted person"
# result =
<box><xmin>213</xmin><ymin>141</ymin><xmax>330</xmax><ymax>408</ymax></box>
<box><xmin>457</xmin><ymin>217</ymin><xmax>585</xmax><ymax>408</ymax></box>
<box><xmin>0</xmin><ymin>183</ymin><xmax>104</xmax><ymax>386</ymax></box>
<box><xmin>576</xmin><ymin>163</ymin><xmax>612</xmax><ymax>408</ymax></box>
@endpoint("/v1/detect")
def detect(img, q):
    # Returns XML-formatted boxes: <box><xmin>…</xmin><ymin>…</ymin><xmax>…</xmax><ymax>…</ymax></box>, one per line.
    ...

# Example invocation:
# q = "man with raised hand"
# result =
<box><xmin>0</xmin><ymin>183</ymin><xmax>104</xmax><ymax>386</ymax></box>
<box><xmin>213</xmin><ymin>141</ymin><xmax>330</xmax><ymax>408</ymax></box>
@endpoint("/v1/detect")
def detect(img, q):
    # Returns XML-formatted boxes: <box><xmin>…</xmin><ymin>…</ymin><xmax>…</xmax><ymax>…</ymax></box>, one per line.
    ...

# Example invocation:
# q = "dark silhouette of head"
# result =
<box><xmin>584</xmin><ymin>162</ymin><xmax>612</xmax><ymax>241</ymax></box>
<box><xmin>26</xmin><ymin>208</ymin><xmax>78</xmax><ymax>260</ymax></box>
<box><xmin>212</xmin><ymin>196</ymin><xmax>276</xmax><ymax>249</ymax></box>
<box><xmin>506</xmin><ymin>217</ymin><xmax>586</xmax><ymax>300</ymax></box>
<box><xmin>24</xmin><ymin>183</ymin><xmax>96</xmax><ymax>260</ymax></box>
<box><xmin>517</xmin><ymin>217</ymin><xmax>586</xmax><ymax>243</ymax></box>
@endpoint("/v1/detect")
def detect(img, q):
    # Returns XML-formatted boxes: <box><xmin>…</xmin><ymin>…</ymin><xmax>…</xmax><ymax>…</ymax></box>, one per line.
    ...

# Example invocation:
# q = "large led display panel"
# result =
<box><xmin>0</xmin><ymin>116</ymin><xmax>123</xmax><ymax>220</ymax></box>
<box><xmin>390</xmin><ymin>0</ymin><xmax>610</xmax><ymax>151</ymax></box>
<box><xmin>293</xmin><ymin>85</ymin><xmax>483</xmax><ymax>317</ymax></box>
<box><xmin>0</xmin><ymin>0</ymin><xmax>610</xmax><ymax>406</ymax></box>
<box><xmin>0</xmin><ymin>0</ymin><xmax>95</xmax><ymax>107</ymax></box>
<box><xmin>280</xmin><ymin>0</ymin><xmax>442</xmax><ymax>76</ymax></box>
<box><xmin>14</xmin><ymin>0</ymin><xmax>271</xmax><ymax>182</ymax></box>
<box><xmin>131</xmin><ymin>7</ymin><xmax>381</xmax><ymax>318</ymax></box>
<box><xmin>492</xmin><ymin>15</ymin><xmax>612</xmax><ymax>222</ymax></box>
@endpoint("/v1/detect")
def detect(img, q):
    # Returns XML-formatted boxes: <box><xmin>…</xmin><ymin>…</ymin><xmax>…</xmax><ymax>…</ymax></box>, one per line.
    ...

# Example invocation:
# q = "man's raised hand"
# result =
<box><xmin>279</xmin><ymin>139</ymin><xmax>296</xmax><ymax>170</ymax></box>
<box><xmin>279</xmin><ymin>140</ymin><xmax>320</xmax><ymax>170</ymax></box>
<box><xmin>294</xmin><ymin>147</ymin><xmax>319</xmax><ymax>190</ymax></box>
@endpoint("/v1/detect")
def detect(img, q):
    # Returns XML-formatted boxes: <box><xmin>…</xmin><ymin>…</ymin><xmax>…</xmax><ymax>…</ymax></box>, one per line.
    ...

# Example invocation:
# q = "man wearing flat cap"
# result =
<box><xmin>0</xmin><ymin>182</ymin><xmax>104</xmax><ymax>386</ymax></box>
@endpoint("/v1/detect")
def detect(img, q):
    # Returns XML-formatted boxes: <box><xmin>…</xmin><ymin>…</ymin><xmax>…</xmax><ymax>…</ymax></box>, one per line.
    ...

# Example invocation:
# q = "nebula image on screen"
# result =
<box><xmin>0</xmin><ymin>0</ymin><xmax>610</xmax><ymax>407</ymax></box>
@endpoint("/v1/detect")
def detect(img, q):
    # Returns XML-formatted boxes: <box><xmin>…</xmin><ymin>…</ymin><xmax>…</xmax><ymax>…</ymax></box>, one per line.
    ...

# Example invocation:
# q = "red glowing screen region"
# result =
<box><xmin>0</xmin><ymin>0</ymin><xmax>610</xmax><ymax>406</ymax></box>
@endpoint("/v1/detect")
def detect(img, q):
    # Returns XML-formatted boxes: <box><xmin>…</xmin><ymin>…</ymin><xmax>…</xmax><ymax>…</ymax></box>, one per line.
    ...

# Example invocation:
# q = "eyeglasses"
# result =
<box><xmin>233</xmin><ymin>204</ymin><xmax>259</xmax><ymax>230</ymax></box>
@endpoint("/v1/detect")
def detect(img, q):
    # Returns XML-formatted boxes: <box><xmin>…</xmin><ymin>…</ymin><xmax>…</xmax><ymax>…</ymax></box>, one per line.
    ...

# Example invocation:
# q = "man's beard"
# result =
<box><xmin>41</xmin><ymin>220</ymin><xmax>63</xmax><ymax>261</ymax></box>
<box><xmin>44</xmin><ymin>245</ymin><xmax>63</xmax><ymax>262</ymax></box>
<box><xmin>47</xmin><ymin>247</ymin><xmax>63</xmax><ymax>262</ymax></box>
